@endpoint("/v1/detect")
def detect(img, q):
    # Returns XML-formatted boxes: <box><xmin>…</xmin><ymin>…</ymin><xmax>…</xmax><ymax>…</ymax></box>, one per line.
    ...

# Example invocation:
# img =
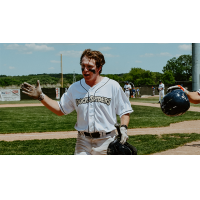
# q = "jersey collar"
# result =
<box><xmin>81</xmin><ymin>77</ymin><xmax>109</xmax><ymax>91</ymax></box>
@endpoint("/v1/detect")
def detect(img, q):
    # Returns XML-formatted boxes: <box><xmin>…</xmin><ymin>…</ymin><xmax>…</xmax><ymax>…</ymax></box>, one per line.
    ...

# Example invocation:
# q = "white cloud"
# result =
<box><xmin>98</xmin><ymin>47</ymin><xmax>112</xmax><ymax>51</ymax></box>
<box><xmin>50</xmin><ymin>60</ymin><xmax>60</xmax><ymax>63</ymax></box>
<box><xmin>49</xmin><ymin>67</ymin><xmax>55</xmax><ymax>70</ymax></box>
<box><xmin>159</xmin><ymin>52</ymin><xmax>172</xmax><ymax>56</ymax></box>
<box><xmin>5</xmin><ymin>43</ymin><xmax>54</xmax><ymax>54</ymax></box>
<box><xmin>178</xmin><ymin>44</ymin><xmax>192</xmax><ymax>51</ymax></box>
<box><xmin>135</xmin><ymin>60</ymin><xmax>142</xmax><ymax>63</ymax></box>
<box><xmin>59</xmin><ymin>50</ymin><xmax>83</xmax><ymax>57</ymax></box>
<box><xmin>25</xmin><ymin>44</ymin><xmax>54</xmax><ymax>51</ymax></box>
<box><xmin>140</xmin><ymin>53</ymin><xmax>154</xmax><ymax>57</ymax></box>
<box><xmin>140</xmin><ymin>52</ymin><xmax>172</xmax><ymax>57</ymax></box>
<box><xmin>9</xmin><ymin>66</ymin><xmax>15</xmax><ymax>69</ymax></box>
<box><xmin>104</xmin><ymin>54</ymin><xmax>119</xmax><ymax>58</ymax></box>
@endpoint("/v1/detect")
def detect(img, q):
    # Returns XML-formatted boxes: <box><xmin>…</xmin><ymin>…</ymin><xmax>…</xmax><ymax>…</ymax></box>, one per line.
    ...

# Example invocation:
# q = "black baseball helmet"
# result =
<box><xmin>160</xmin><ymin>89</ymin><xmax>190</xmax><ymax>117</ymax></box>
<box><xmin>107</xmin><ymin>138</ymin><xmax>137</xmax><ymax>155</ymax></box>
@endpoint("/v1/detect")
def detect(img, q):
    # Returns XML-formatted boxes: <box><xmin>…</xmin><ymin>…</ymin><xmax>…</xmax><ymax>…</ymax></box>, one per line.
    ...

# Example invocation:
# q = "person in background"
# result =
<box><xmin>124</xmin><ymin>81</ymin><xmax>132</xmax><ymax>99</ymax></box>
<box><xmin>152</xmin><ymin>86</ymin><xmax>155</xmax><ymax>96</ymax></box>
<box><xmin>136</xmin><ymin>87</ymin><xmax>140</xmax><ymax>97</ymax></box>
<box><xmin>158</xmin><ymin>80</ymin><xmax>165</xmax><ymax>103</ymax></box>
<box><xmin>132</xmin><ymin>87</ymin><xmax>136</xmax><ymax>98</ymax></box>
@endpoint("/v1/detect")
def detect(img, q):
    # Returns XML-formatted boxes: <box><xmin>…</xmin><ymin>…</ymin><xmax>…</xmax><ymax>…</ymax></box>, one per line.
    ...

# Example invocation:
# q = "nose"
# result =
<box><xmin>82</xmin><ymin>66</ymin><xmax>89</xmax><ymax>72</ymax></box>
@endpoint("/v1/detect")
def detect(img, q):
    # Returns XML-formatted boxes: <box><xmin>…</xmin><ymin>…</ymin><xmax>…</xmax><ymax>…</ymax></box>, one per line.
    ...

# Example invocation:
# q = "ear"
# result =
<box><xmin>97</xmin><ymin>66</ymin><xmax>102</xmax><ymax>74</ymax></box>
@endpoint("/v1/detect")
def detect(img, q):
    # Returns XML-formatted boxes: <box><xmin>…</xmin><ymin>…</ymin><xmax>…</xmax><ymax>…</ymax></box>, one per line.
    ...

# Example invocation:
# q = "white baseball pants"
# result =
<box><xmin>125</xmin><ymin>91</ymin><xmax>130</xmax><ymax>99</ymax></box>
<box><xmin>159</xmin><ymin>90</ymin><xmax>164</xmax><ymax>102</ymax></box>
<box><xmin>74</xmin><ymin>130</ymin><xmax>116</xmax><ymax>155</ymax></box>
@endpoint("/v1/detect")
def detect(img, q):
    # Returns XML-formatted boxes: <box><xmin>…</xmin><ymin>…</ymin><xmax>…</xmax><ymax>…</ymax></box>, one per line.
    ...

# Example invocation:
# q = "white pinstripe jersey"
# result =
<box><xmin>124</xmin><ymin>84</ymin><xmax>132</xmax><ymax>92</ymax></box>
<box><xmin>58</xmin><ymin>77</ymin><xmax>133</xmax><ymax>133</ymax></box>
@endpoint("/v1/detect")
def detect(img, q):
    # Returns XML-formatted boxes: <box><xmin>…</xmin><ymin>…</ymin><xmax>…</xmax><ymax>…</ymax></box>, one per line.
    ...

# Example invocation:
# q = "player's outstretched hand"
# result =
<box><xmin>167</xmin><ymin>85</ymin><xmax>189</xmax><ymax>95</ymax></box>
<box><xmin>21</xmin><ymin>80</ymin><xmax>42</xmax><ymax>100</ymax></box>
<box><xmin>120</xmin><ymin>126</ymin><xmax>129</xmax><ymax>144</ymax></box>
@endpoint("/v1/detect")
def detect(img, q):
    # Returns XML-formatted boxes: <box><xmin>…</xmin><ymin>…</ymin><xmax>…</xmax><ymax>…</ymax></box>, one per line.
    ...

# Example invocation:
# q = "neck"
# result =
<box><xmin>85</xmin><ymin>75</ymin><xmax>102</xmax><ymax>87</ymax></box>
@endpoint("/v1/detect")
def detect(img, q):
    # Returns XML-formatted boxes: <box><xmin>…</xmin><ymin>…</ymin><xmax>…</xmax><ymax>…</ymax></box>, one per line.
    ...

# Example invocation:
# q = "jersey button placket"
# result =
<box><xmin>88</xmin><ymin>91</ymin><xmax>95</xmax><ymax>133</ymax></box>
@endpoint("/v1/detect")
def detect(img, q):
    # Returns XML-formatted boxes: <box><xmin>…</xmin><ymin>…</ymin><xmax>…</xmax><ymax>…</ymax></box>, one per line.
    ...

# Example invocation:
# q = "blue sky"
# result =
<box><xmin>0</xmin><ymin>43</ymin><xmax>192</xmax><ymax>76</ymax></box>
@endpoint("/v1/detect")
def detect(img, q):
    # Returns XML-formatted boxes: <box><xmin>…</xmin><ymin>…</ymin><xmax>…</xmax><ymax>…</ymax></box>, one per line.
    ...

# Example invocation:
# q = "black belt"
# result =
<box><xmin>78</xmin><ymin>131</ymin><xmax>111</xmax><ymax>138</ymax></box>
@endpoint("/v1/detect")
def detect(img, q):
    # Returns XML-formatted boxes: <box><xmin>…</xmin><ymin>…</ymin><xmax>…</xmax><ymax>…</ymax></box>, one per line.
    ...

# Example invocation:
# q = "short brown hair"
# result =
<box><xmin>80</xmin><ymin>49</ymin><xmax>105</xmax><ymax>74</ymax></box>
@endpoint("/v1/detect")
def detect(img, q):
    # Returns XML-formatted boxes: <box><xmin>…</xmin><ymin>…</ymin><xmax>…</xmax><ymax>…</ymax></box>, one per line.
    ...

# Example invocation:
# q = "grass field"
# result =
<box><xmin>1</xmin><ymin>98</ymin><xmax>200</xmax><ymax>155</ymax></box>
<box><xmin>130</xmin><ymin>96</ymin><xmax>200</xmax><ymax>107</ymax></box>
<box><xmin>1</xmin><ymin>105</ymin><xmax>200</xmax><ymax>134</ymax></box>
<box><xmin>0</xmin><ymin>133</ymin><xmax>200</xmax><ymax>155</ymax></box>
<box><xmin>0</xmin><ymin>100</ymin><xmax>42</xmax><ymax>104</ymax></box>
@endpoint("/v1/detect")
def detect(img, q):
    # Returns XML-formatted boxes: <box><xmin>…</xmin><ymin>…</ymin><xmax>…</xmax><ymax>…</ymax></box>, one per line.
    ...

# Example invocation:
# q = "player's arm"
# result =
<box><xmin>167</xmin><ymin>85</ymin><xmax>200</xmax><ymax>104</ymax></box>
<box><xmin>186</xmin><ymin>92</ymin><xmax>200</xmax><ymax>104</ymax></box>
<box><xmin>40</xmin><ymin>95</ymin><xmax>64</xmax><ymax>116</ymax></box>
<box><xmin>121</xmin><ymin>113</ymin><xmax>130</xmax><ymax>126</ymax></box>
<box><xmin>21</xmin><ymin>80</ymin><xmax>64</xmax><ymax>116</ymax></box>
<box><xmin>119</xmin><ymin>113</ymin><xmax>130</xmax><ymax>144</ymax></box>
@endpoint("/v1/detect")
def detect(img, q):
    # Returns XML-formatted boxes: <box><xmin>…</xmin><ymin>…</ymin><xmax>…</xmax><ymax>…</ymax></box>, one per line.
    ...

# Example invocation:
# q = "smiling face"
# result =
<box><xmin>81</xmin><ymin>56</ymin><xmax>102</xmax><ymax>83</ymax></box>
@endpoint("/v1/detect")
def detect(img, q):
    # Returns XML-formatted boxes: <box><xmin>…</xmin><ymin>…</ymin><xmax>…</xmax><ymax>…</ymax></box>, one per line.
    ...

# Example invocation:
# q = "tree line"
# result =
<box><xmin>0</xmin><ymin>54</ymin><xmax>192</xmax><ymax>87</ymax></box>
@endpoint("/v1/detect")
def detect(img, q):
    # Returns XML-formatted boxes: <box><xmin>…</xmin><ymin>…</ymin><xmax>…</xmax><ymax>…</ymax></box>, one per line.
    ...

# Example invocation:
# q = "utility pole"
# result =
<box><xmin>192</xmin><ymin>43</ymin><xmax>200</xmax><ymax>91</ymax></box>
<box><xmin>61</xmin><ymin>54</ymin><xmax>63</xmax><ymax>88</ymax></box>
<box><xmin>73</xmin><ymin>71</ymin><xmax>76</xmax><ymax>83</ymax></box>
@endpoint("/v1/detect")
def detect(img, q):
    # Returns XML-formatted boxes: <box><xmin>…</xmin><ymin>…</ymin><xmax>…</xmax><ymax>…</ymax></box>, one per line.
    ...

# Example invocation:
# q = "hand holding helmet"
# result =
<box><xmin>167</xmin><ymin>85</ymin><xmax>189</xmax><ymax>95</ymax></box>
<box><xmin>161</xmin><ymin>87</ymin><xmax>190</xmax><ymax>117</ymax></box>
<box><xmin>107</xmin><ymin>123</ymin><xmax>137</xmax><ymax>155</ymax></box>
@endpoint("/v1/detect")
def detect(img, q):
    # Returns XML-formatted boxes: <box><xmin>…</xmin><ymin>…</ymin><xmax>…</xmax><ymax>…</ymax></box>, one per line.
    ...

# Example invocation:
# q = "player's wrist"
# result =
<box><xmin>121</xmin><ymin>125</ymin><xmax>128</xmax><ymax>129</ymax></box>
<box><xmin>38</xmin><ymin>92</ymin><xmax>45</xmax><ymax>101</ymax></box>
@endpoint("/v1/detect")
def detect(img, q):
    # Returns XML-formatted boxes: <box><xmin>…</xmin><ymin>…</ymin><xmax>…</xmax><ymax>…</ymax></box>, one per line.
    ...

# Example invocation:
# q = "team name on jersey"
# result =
<box><xmin>76</xmin><ymin>95</ymin><xmax>111</xmax><ymax>107</ymax></box>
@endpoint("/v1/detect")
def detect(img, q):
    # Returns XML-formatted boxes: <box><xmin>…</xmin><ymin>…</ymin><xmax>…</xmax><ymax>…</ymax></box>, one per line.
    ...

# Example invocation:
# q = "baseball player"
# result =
<box><xmin>124</xmin><ymin>81</ymin><xmax>132</xmax><ymax>99</ymax></box>
<box><xmin>136</xmin><ymin>87</ymin><xmax>140</xmax><ymax>97</ymax></box>
<box><xmin>132</xmin><ymin>87</ymin><xmax>135</xmax><ymax>98</ymax></box>
<box><xmin>167</xmin><ymin>85</ymin><xmax>200</xmax><ymax>104</ymax></box>
<box><xmin>158</xmin><ymin>80</ymin><xmax>165</xmax><ymax>103</ymax></box>
<box><xmin>21</xmin><ymin>49</ymin><xmax>133</xmax><ymax>155</ymax></box>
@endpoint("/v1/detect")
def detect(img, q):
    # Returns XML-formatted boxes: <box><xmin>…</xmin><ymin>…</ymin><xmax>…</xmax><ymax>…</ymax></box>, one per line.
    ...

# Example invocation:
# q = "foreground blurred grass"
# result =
<box><xmin>1</xmin><ymin>105</ymin><xmax>200</xmax><ymax>134</ymax></box>
<box><xmin>0</xmin><ymin>133</ymin><xmax>200</xmax><ymax>155</ymax></box>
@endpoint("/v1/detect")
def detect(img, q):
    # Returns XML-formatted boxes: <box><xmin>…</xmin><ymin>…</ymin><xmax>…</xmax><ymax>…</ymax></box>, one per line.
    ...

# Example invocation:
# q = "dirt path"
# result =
<box><xmin>1</xmin><ymin>102</ymin><xmax>200</xmax><ymax>154</ymax></box>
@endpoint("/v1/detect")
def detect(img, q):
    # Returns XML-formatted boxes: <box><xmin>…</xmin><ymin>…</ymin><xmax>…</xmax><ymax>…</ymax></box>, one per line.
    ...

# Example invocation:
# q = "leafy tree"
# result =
<box><xmin>125</xmin><ymin>68</ymin><xmax>155</xmax><ymax>86</ymax></box>
<box><xmin>162</xmin><ymin>55</ymin><xmax>192</xmax><ymax>81</ymax></box>
<box><xmin>162</xmin><ymin>70</ymin><xmax>175</xmax><ymax>85</ymax></box>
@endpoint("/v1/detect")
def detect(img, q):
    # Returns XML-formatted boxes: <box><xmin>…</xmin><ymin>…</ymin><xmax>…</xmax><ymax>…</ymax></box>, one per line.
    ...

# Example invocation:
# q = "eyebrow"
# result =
<box><xmin>81</xmin><ymin>64</ymin><xmax>94</xmax><ymax>68</ymax></box>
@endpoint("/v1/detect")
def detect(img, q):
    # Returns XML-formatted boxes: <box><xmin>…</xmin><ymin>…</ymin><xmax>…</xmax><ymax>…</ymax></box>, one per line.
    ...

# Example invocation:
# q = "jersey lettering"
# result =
<box><xmin>76</xmin><ymin>95</ymin><xmax>111</xmax><ymax>107</ymax></box>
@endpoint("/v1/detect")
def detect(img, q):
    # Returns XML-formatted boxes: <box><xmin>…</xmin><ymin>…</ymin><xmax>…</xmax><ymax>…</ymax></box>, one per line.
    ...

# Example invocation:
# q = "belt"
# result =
<box><xmin>78</xmin><ymin>131</ymin><xmax>111</xmax><ymax>138</ymax></box>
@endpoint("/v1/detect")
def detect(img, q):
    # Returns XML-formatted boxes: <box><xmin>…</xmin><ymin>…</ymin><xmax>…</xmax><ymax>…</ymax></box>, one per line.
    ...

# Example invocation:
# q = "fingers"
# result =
<box><xmin>21</xmin><ymin>82</ymin><xmax>34</xmax><ymax>91</ymax></box>
<box><xmin>23</xmin><ymin>82</ymin><xmax>32</xmax><ymax>87</ymax></box>
<box><xmin>167</xmin><ymin>85</ymin><xmax>179</xmax><ymax>92</ymax></box>
<box><xmin>120</xmin><ymin>134</ymin><xmax>128</xmax><ymax>144</ymax></box>
<box><xmin>22</xmin><ymin>91</ymin><xmax>31</xmax><ymax>96</ymax></box>
<box><xmin>37</xmin><ymin>80</ymin><xmax>40</xmax><ymax>88</ymax></box>
<box><xmin>22</xmin><ymin>86</ymin><xmax>31</xmax><ymax>92</ymax></box>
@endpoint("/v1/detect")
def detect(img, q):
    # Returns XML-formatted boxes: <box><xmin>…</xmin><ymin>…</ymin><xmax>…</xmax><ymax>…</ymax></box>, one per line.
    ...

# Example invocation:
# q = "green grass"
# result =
<box><xmin>0</xmin><ymin>100</ymin><xmax>42</xmax><ymax>104</ymax></box>
<box><xmin>0</xmin><ymin>138</ymin><xmax>76</xmax><ymax>155</ymax></box>
<box><xmin>0</xmin><ymin>106</ymin><xmax>77</xmax><ymax>133</ymax></box>
<box><xmin>128</xmin><ymin>105</ymin><xmax>200</xmax><ymax>128</ymax></box>
<box><xmin>0</xmin><ymin>133</ymin><xmax>200</xmax><ymax>155</ymax></box>
<box><xmin>128</xmin><ymin>133</ymin><xmax>200</xmax><ymax>155</ymax></box>
<box><xmin>130</xmin><ymin>96</ymin><xmax>160</xmax><ymax>104</ymax></box>
<box><xmin>130</xmin><ymin>96</ymin><xmax>200</xmax><ymax>107</ymax></box>
<box><xmin>0</xmin><ymin>100</ymin><xmax>59</xmax><ymax>104</ymax></box>
<box><xmin>1</xmin><ymin>105</ymin><xmax>200</xmax><ymax>134</ymax></box>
